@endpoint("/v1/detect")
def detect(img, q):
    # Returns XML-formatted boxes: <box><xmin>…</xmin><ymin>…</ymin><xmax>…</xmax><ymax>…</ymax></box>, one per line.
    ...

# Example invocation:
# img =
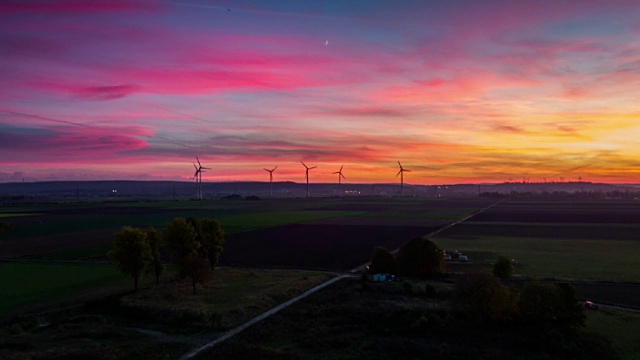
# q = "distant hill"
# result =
<box><xmin>0</xmin><ymin>180</ymin><xmax>638</xmax><ymax>201</ymax></box>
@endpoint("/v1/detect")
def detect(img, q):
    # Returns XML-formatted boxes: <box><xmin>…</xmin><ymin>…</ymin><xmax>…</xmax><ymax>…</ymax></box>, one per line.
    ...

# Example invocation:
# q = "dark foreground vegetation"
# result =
<box><xmin>205</xmin><ymin>277</ymin><xmax>618</xmax><ymax>360</ymax></box>
<box><xmin>0</xmin><ymin>268</ymin><xmax>331</xmax><ymax>360</ymax></box>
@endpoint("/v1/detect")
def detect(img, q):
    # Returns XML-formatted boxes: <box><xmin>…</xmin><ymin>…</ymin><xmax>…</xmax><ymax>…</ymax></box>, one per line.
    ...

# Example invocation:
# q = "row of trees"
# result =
<box><xmin>453</xmin><ymin>271</ymin><xmax>585</xmax><ymax>330</ymax></box>
<box><xmin>367</xmin><ymin>238</ymin><xmax>583</xmax><ymax>331</ymax></box>
<box><xmin>108</xmin><ymin>217</ymin><xmax>225</xmax><ymax>294</ymax></box>
<box><xmin>369</xmin><ymin>237</ymin><xmax>445</xmax><ymax>277</ymax></box>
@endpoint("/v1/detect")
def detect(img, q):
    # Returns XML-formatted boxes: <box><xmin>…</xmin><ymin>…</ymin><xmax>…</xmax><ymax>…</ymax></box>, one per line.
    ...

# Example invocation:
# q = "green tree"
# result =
<box><xmin>108</xmin><ymin>227</ymin><xmax>151</xmax><ymax>291</ymax></box>
<box><xmin>181</xmin><ymin>253</ymin><xmax>212</xmax><ymax>294</ymax></box>
<box><xmin>453</xmin><ymin>271</ymin><xmax>518</xmax><ymax>323</ymax></box>
<box><xmin>519</xmin><ymin>282</ymin><xmax>585</xmax><ymax>329</ymax></box>
<box><xmin>396</xmin><ymin>237</ymin><xmax>444</xmax><ymax>278</ymax></box>
<box><xmin>492</xmin><ymin>255</ymin><xmax>515</xmax><ymax>279</ymax></box>
<box><xmin>165</xmin><ymin>217</ymin><xmax>198</xmax><ymax>264</ymax></box>
<box><xmin>368</xmin><ymin>246</ymin><xmax>396</xmax><ymax>274</ymax></box>
<box><xmin>195</xmin><ymin>217</ymin><xmax>225</xmax><ymax>269</ymax></box>
<box><xmin>146</xmin><ymin>228</ymin><xmax>164</xmax><ymax>286</ymax></box>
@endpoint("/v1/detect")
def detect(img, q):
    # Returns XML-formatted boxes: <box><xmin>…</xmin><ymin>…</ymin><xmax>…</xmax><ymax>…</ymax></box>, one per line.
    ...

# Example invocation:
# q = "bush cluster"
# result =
<box><xmin>368</xmin><ymin>237</ymin><xmax>445</xmax><ymax>278</ymax></box>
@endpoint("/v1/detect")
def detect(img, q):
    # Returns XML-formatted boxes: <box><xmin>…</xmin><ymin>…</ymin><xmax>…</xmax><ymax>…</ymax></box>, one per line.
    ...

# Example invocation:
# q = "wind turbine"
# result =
<box><xmin>263</xmin><ymin>166</ymin><xmax>278</xmax><ymax>198</ymax></box>
<box><xmin>396</xmin><ymin>161</ymin><xmax>411</xmax><ymax>196</ymax></box>
<box><xmin>301</xmin><ymin>161</ymin><xmax>317</xmax><ymax>198</ymax></box>
<box><xmin>194</xmin><ymin>157</ymin><xmax>210</xmax><ymax>200</ymax></box>
<box><xmin>332</xmin><ymin>165</ymin><xmax>346</xmax><ymax>197</ymax></box>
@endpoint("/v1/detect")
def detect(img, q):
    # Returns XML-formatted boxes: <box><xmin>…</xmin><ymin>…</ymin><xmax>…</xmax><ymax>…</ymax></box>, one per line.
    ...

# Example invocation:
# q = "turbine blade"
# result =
<box><xmin>272</xmin><ymin>166</ymin><xmax>278</xmax><ymax>171</ymax></box>
<box><xmin>341</xmin><ymin>174</ymin><xmax>346</xmax><ymax>179</ymax></box>
<box><xmin>398</xmin><ymin>161</ymin><xmax>402</xmax><ymax>168</ymax></box>
<box><xmin>339</xmin><ymin>165</ymin><xmax>344</xmax><ymax>172</ymax></box>
<box><xmin>309</xmin><ymin>166</ymin><xmax>317</xmax><ymax>170</ymax></box>
<box><xmin>404</xmin><ymin>169</ymin><xmax>412</xmax><ymax>172</ymax></box>
<box><xmin>197</xmin><ymin>157</ymin><xmax>202</xmax><ymax>166</ymax></box>
<box><xmin>264</xmin><ymin>168</ymin><xmax>270</xmax><ymax>172</ymax></box>
<box><xmin>301</xmin><ymin>161</ymin><xmax>307</xmax><ymax>168</ymax></box>
<box><xmin>396</xmin><ymin>170</ymin><xmax>401</xmax><ymax>177</ymax></box>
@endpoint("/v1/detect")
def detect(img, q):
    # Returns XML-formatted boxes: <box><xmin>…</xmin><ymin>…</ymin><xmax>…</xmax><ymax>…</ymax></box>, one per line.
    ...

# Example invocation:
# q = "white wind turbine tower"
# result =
<box><xmin>396</xmin><ymin>161</ymin><xmax>411</xmax><ymax>196</ymax></box>
<box><xmin>301</xmin><ymin>161</ymin><xmax>317</xmax><ymax>198</ymax></box>
<box><xmin>193</xmin><ymin>157</ymin><xmax>210</xmax><ymax>200</ymax></box>
<box><xmin>263</xmin><ymin>166</ymin><xmax>278</xmax><ymax>198</ymax></box>
<box><xmin>332</xmin><ymin>165</ymin><xmax>346</xmax><ymax>197</ymax></box>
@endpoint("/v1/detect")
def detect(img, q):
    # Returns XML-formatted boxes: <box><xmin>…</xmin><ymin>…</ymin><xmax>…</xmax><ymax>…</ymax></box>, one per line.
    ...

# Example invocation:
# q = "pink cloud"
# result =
<box><xmin>0</xmin><ymin>0</ymin><xmax>154</xmax><ymax>13</ymax></box>
<box><xmin>0</xmin><ymin>128</ymin><xmax>148</xmax><ymax>163</ymax></box>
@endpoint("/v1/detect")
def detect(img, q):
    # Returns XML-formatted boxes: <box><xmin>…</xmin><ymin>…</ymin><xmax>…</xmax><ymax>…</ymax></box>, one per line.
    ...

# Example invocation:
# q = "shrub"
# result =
<box><xmin>424</xmin><ymin>284</ymin><xmax>437</xmax><ymax>298</ymax></box>
<box><xmin>396</xmin><ymin>237</ymin><xmax>444</xmax><ymax>278</ymax></box>
<box><xmin>493</xmin><ymin>255</ymin><xmax>515</xmax><ymax>279</ymax></box>
<box><xmin>402</xmin><ymin>281</ymin><xmax>414</xmax><ymax>294</ymax></box>
<box><xmin>368</xmin><ymin>246</ymin><xmax>396</xmax><ymax>274</ymax></box>
<box><xmin>519</xmin><ymin>282</ymin><xmax>585</xmax><ymax>329</ymax></box>
<box><xmin>452</xmin><ymin>271</ymin><xmax>518</xmax><ymax>323</ymax></box>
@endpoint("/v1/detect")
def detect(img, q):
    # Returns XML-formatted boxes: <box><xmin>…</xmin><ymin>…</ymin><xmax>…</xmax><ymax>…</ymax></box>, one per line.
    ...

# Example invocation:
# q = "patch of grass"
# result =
<box><xmin>0</xmin><ymin>262</ymin><xmax>122</xmax><ymax>315</ymax></box>
<box><xmin>217</xmin><ymin>210</ymin><xmax>360</xmax><ymax>233</ymax></box>
<box><xmin>0</xmin><ymin>213</ymin><xmax>43</xmax><ymax>218</ymax></box>
<box><xmin>433</xmin><ymin>236</ymin><xmax>640</xmax><ymax>282</ymax></box>
<box><xmin>586</xmin><ymin>309</ymin><xmax>640</xmax><ymax>360</ymax></box>
<box><xmin>120</xmin><ymin>267</ymin><xmax>332</xmax><ymax>330</ymax></box>
<box><xmin>34</xmin><ymin>244</ymin><xmax>113</xmax><ymax>260</ymax></box>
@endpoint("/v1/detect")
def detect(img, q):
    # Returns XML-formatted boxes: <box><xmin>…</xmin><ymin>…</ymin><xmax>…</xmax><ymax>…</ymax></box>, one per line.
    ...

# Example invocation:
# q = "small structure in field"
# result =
<box><xmin>373</xmin><ymin>273</ymin><xmax>396</xmax><ymax>282</ymax></box>
<box><xmin>444</xmin><ymin>251</ymin><xmax>469</xmax><ymax>262</ymax></box>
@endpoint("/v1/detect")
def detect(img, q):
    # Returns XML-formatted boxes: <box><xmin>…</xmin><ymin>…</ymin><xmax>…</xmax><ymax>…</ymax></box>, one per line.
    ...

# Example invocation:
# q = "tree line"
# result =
<box><xmin>368</xmin><ymin>238</ymin><xmax>585</xmax><ymax>336</ymax></box>
<box><xmin>108</xmin><ymin>217</ymin><xmax>225</xmax><ymax>294</ymax></box>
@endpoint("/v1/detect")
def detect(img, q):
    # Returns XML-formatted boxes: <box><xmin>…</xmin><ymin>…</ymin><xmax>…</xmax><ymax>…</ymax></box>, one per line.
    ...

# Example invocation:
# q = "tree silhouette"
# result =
<box><xmin>181</xmin><ymin>253</ymin><xmax>212</xmax><ymax>294</ymax></box>
<box><xmin>146</xmin><ymin>228</ymin><xmax>164</xmax><ymax>286</ymax></box>
<box><xmin>493</xmin><ymin>255</ymin><xmax>515</xmax><ymax>279</ymax></box>
<box><xmin>396</xmin><ymin>237</ymin><xmax>444</xmax><ymax>278</ymax></box>
<box><xmin>108</xmin><ymin>227</ymin><xmax>151</xmax><ymax>291</ymax></box>
<box><xmin>369</xmin><ymin>246</ymin><xmax>396</xmax><ymax>274</ymax></box>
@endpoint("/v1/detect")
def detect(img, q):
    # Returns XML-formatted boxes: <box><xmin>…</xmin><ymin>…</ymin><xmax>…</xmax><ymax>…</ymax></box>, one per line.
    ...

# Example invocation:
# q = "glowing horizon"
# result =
<box><xmin>1</xmin><ymin>0</ymin><xmax>639</xmax><ymax>185</ymax></box>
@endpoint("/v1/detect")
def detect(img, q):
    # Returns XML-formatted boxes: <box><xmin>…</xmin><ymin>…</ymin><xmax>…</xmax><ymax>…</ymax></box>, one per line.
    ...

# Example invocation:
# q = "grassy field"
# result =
<box><xmin>586</xmin><ymin>309</ymin><xmax>640</xmax><ymax>360</ymax></box>
<box><xmin>433</xmin><ymin>199</ymin><xmax>640</xmax><ymax>282</ymax></box>
<box><xmin>120</xmin><ymin>267</ymin><xmax>333</xmax><ymax>331</ymax></box>
<box><xmin>0</xmin><ymin>261</ymin><xmax>123</xmax><ymax>317</ymax></box>
<box><xmin>433</xmin><ymin>236</ymin><xmax>640</xmax><ymax>282</ymax></box>
<box><xmin>0</xmin><ymin>214</ymin><xmax>43</xmax><ymax>219</ymax></box>
<box><xmin>0</xmin><ymin>268</ymin><xmax>333</xmax><ymax>360</ymax></box>
<box><xmin>0</xmin><ymin>197</ymin><xmax>491</xmax><ymax>318</ymax></box>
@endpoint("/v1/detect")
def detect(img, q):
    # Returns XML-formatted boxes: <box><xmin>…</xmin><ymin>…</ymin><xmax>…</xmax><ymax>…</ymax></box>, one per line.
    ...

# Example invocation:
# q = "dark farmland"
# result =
<box><xmin>471</xmin><ymin>200</ymin><xmax>640</xmax><ymax>224</ymax></box>
<box><xmin>433</xmin><ymin>199</ymin><xmax>640</xmax><ymax>283</ymax></box>
<box><xmin>221</xmin><ymin>224</ymin><xmax>438</xmax><ymax>270</ymax></box>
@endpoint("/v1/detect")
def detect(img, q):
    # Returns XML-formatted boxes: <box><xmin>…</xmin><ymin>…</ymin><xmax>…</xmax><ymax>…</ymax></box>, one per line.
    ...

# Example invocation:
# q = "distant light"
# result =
<box><xmin>112</xmin><ymin>190</ymin><xmax>117</xmax><ymax>193</ymax></box>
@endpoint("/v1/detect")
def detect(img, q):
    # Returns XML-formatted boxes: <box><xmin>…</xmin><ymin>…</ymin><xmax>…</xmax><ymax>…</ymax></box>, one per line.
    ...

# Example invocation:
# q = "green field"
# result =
<box><xmin>433</xmin><ymin>236</ymin><xmax>640</xmax><ymax>282</ymax></box>
<box><xmin>0</xmin><ymin>267</ymin><xmax>333</xmax><ymax>360</ymax></box>
<box><xmin>121</xmin><ymin>267</ymin><xmax>333</xmax><ymax>330</ymax></box>
<box><xmin>0</xmin><ymin>261</ymin><xmax>123</xmax><ymax>316</ymax></box>
<box><xmin>432</xmin><ymin>199</ymin><xmax>640</xmax><ymax>282</ymax></box>
<box><xmin>0</xmin><ymin>213</ymin><xmax>43</xmax><ymax>218</ymax></box>
<box><xmin>586</xmin><ymin>309</ymin><xmax>640</xmax><ymax>360</ymax></box>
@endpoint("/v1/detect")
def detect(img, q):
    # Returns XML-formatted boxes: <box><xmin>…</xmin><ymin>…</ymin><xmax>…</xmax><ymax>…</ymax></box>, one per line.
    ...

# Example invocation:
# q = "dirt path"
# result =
<box><xmin>178</xmin><ymin>274</ymin><xmax>352</xmax><ymax>360</ymax></box>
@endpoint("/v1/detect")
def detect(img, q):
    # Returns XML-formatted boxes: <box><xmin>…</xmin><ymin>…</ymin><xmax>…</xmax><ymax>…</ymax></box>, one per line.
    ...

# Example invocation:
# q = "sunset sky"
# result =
<box><xmin>1</xmin><ymin>0</ymin><xmax>639</xmax><ymax>184</ymax></box>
